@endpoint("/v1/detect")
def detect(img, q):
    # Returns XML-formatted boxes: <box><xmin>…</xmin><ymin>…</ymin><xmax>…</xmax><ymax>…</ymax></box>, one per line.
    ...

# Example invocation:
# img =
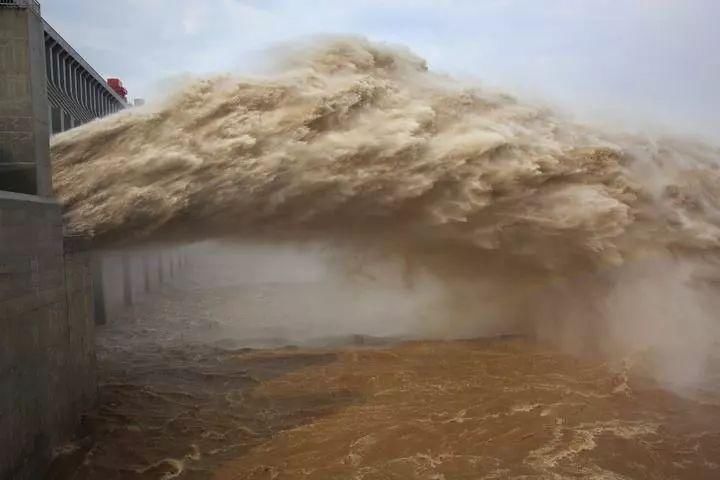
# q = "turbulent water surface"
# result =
<box><xmin>52</xmin><ymin>250</ymin><xmax>720</xmax><ymax>480</ymax></box>
<box><xmin>48</xmin><ymin>38</ymin><xmax>720</xmax><ymax>479</ymax></box>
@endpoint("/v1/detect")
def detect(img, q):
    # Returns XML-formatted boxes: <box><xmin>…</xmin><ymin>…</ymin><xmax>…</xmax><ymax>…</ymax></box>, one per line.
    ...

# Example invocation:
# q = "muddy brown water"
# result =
<box><xmin>50</xmin><ymin>258</ymin><xmax>720</xmax><ymax>480</ymax></box>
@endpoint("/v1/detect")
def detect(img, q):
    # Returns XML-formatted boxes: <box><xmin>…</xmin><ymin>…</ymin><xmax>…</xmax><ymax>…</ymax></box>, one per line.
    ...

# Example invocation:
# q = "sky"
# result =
<box><xmin>43</xmin><ymin>0</ymin><xmax>720</xmax><ymax>140</ymax></box>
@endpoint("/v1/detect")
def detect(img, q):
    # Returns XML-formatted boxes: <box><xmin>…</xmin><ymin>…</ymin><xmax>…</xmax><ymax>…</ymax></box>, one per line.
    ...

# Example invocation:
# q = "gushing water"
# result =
<box><xmin>52</xmin><ymin>38</ymin><xmax>720</xmax><ymax>393</ymax></box>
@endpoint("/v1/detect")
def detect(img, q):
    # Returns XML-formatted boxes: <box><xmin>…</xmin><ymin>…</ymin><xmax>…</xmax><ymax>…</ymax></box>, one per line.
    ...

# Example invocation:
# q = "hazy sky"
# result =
<box><xmin>43</xmin><ymin>0</ymin><xmax>720</xmax><ymax>140</ymax></box>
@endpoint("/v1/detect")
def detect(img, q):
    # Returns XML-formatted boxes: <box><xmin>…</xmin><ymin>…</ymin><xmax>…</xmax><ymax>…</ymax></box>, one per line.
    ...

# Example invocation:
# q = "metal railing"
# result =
<box><xmin>0</xmin><ymin>0</ymin><xmax>41</xmax><ymax>15</ymax></box>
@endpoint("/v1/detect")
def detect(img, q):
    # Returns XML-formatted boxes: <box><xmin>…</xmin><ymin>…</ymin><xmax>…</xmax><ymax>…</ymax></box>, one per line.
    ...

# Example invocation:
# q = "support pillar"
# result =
<box><xmin>143</xmin><ymin>255</ymin><xmax>151</xmax><ymax>294</ymax></box>
<box><xmin>121</xmin><ymin>253</ymin><xmax>133</xmax><ymax>306</ymax></box>
<box><xmin>158</xmin><ymin>252</ymin><xmax>164</xmax><ymax>284</ymax></box>
<box><xmin>92</xmin><ymin>254</ymin><xmax>107</xmax><ymax>325</ymax></box>
<box><xmin>0</xmin><ymin>4</ymin><xmax>52</xmax><ymax>195</ymax></box>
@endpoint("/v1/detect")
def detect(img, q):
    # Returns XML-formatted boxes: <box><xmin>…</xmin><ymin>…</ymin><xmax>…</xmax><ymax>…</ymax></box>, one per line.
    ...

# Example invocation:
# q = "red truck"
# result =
<box><xmin>107</xmin><ymin>78</ymin><xmax>128</xmax><ymax>100</ymax></box>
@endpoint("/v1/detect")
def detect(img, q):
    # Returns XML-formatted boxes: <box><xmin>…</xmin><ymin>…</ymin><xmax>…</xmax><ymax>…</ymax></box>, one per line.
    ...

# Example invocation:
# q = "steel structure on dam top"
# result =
<box><xmin>42</xmin><ymin>13</ymin><xmax>129</xmax><ymax>133</ymax></box>
<box><xmin>43</xmin><ymin>21</ymin><xmax>129</xmax><ymax>133</ymax></box>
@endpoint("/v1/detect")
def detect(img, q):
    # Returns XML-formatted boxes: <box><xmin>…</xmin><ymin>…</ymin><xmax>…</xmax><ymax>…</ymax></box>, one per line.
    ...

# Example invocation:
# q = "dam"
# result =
<box><xmin>2</xmin><ymin>2</ymin><xmax>720</xmax><ymax>480</ymax></box>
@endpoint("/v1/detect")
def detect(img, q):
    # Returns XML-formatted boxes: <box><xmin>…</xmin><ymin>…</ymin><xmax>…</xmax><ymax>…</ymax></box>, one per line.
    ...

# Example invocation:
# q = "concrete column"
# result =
<box><xmin>0</xmin><ymin>6</ymin><xmax>52</xmax><ymax>195</ymax></box>
<box><xmin>44</xmin><ymin>40</ymin><xmax>52</xmax><ymax>84</ymax></box>
<box><xmin>143</xmin><ymin>255</ymin><xmax>151</xmax><ymax>294</ymax></box>
<box><xmin>169</xmin><ymin>252</ymin><xmax>175</xmax><ymax>278</ymax></box>
<box><xmin>158</xmin><ymin>253</ymin><xmax>165</xmax><ymax>284</ymax></box>
<box><xmin>60</xmin><ymin>53</ymin><xmax>66</xmax><ymax>92</ymax></box>
<box><xmin>52</xmin><ymin>45</ymin><xmax>60</xmax><ymax>85</ymax></box>
<box><xmin>60</xmin><ymin>54</ymin><xmax>65</xmax><ymax>92</ymax></box>
<box><xmin>65</xmin><ymin>58</ymin><xmax>71</xmax><ymax>95</ymax></box>
<box><xmin>81</xmin><ymin>73</ymin><xmax>86</xmax><ymax>107</ymax></box>
<box><xmin>121</xmin><ymin>253</ymin><xmax>133</xmax><ymax>306</ymax></box>
<box><xmin>67</xmin><ymin>56</ymin><xmax>75</xmax><ymax>98</ymax></box>
<box><xmin>84</xmin><ymin>75</ymin><xmax>90</xmax><ymax>109</ymax></box>
<box><xmin>57</xmin><ymin>52</ymin><xmax>63</xmax><ymax>90</ymax></box>
<box><xmin>92</xmin><ymin>255</ymin><xmax>107</xmax><ymax>325</ymax></box>
<box><xmin>75</xmin><ymin>65</ymin><xmax>81</xmax><ymax>101</ymax></box>
<box><xmin>70</xmin><ymin>61</ymin><xmax>76</xmax><ymax>98</ymax></box>
<box><xmin>90</xmin><ymin>83</ymin><xmax>95</xmax><ymax>114</ymax></box>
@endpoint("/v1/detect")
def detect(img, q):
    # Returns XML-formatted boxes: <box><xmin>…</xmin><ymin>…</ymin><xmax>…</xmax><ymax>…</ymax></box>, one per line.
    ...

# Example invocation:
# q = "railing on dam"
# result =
<box><xmin>0</xmin><ymin>0</ymin><xmax>41</xmax><ymax>15</ymax></box>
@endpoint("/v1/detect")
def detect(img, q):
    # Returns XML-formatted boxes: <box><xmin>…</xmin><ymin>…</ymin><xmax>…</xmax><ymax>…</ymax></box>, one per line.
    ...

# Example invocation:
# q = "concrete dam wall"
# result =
<box><xmin>0</xmin><ymin>192</ymin><xmax>96</xmax><ymax>480</ymax></box>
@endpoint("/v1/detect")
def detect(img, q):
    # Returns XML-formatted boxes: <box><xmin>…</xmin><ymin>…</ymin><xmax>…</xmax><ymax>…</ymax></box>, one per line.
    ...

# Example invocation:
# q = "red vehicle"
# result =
<box><xmin>107</xmin><ymin>78</ymin><xmax>128</xmax><ymax>100</ymax></box>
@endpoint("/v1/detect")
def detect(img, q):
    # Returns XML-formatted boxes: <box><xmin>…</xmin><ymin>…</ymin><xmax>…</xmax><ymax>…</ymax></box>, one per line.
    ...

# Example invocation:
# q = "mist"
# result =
<box><xmin>51</xmin><ymin>37</ymin><xmax>720</xmax><ymax>393</ymax></box>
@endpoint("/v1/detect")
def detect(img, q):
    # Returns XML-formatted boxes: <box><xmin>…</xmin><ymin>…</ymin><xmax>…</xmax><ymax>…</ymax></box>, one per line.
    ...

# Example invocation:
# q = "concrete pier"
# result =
<box><xmin>121</xmin><ymin>254</ymin><xmax>133</xmax><ymax>307</ymax></box>
<box><xmin>88</xmin><ymin>247</ymin><xmax>190</xmax><ymax>324</ymax></box>
<box><xmin>91</xmin><ymin>255</ymin><xmax>107</xmax><ymax>326</ymax></box>
<box><xmin>143</xmin><ymin>256</ymin><xmax>151</xmax><ymax>294</ymax></box>
<box><xmin>0</xmin><ymin>2</ymin><xmax>51</xmax><ymax>196</ymax></box>
<box><xmin>0</xmin><ymin>193</ymin><xmax>96</xmax><ymax>480</ymax></box>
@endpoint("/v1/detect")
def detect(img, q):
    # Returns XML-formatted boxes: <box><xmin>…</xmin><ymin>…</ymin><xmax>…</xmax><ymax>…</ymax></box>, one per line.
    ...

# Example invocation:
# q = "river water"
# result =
<box><xmin>52</xmin><ymin>246</ymin><xmax>720</xmax><ymax>480</ymax></box>
<box><xmin>47</xmin><ymin>37</ymin><xmax>720</xmax><ymax>480</ymax></box>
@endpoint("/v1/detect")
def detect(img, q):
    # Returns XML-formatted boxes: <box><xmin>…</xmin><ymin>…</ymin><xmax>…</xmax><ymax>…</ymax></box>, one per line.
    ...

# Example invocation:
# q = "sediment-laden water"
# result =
<box><xmin>51</xmin><ymin>250</ymin><xmax>720</xmax><ymax>480</ymax></box>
